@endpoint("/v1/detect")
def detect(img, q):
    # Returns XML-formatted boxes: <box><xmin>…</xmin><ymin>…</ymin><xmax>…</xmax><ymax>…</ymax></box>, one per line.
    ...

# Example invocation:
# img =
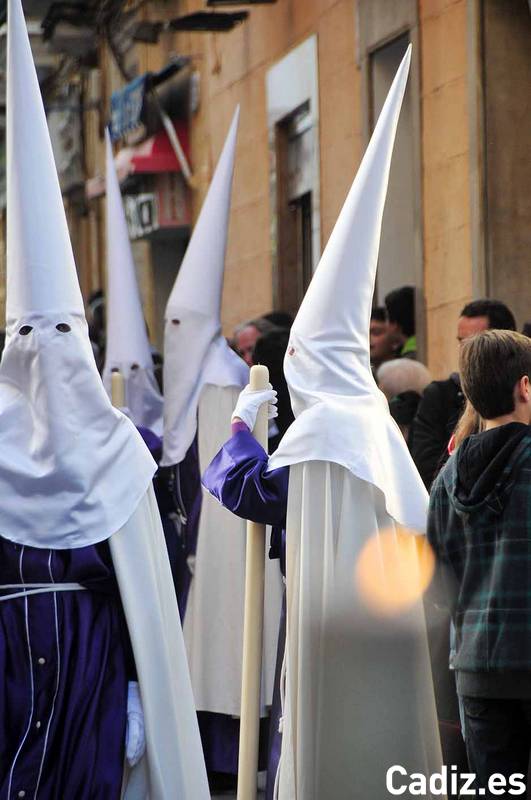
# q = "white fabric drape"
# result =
<box><xmin>267</xmin><ymin>48</ymin><xmax>428</xmax><ymax>534</ymax></box>
<box><xmin>162</xmin><ymin>321</ymin><xmax>248</xmax><ymax>467</ymax></box>
<box><xmin>111</xmin><ymin>485</ymin><xmax>210</xmax><ymax>800</ymax></box>
<box><xmin>162</xmin><ymin>109</ymin><xmax>247</xmax><ymax>467</ymax></box>
<box><xmin>6</xmin><ymin>0</ymin><xmax>83</xmax><ymax>322</ymax></box>
<box><xmin>184</xmin><ymin>384</ymin><xmax>283</xmax><ymax>715</ymax></box>
<box><xmin>102</xmin><ymin>129</ymin><xmax>163</xmax><ymax>435</ymax></box>
<box><xmin>1</xmin><ymin>0</ymin><xmax>156</xmax><ymax>549</ymax></box>
<box><xmin>278</xmin><ymin>462</ymin><xmax>443</xmax><ymax>800</ymax></box>
<box><xmin>0</xmin><ymin>315</ymin><xmax>156</xmax><ymax>548</ymax></box>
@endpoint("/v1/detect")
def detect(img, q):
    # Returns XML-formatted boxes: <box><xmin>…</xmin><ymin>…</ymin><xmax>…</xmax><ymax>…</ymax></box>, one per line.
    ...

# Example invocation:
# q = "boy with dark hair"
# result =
<box><xmin>411</xmin><ymin>300</ymin><xmax>518</xmax><ymax>782</ymax></box>
<box><xmin>427</xmin><ymin>330</ymin><xmax>531</xmax><ymax>796</ymax></box>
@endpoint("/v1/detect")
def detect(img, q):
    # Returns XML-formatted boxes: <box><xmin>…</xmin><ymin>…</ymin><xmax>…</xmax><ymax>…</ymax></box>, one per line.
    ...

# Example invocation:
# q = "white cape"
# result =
<box><xmin>161</xmin><ymin>109</ymin><xmax>245</xmax><ymax>468</ymax></box>
<box><xmin>267</xmin><ymin>49</ymin><xmax>428</xmax><ymax>536</ymax></box>
<box><xmin>184</xmin><ymin>384</ymin><xmax>283</xmax><ymax>716</ymax></box>
<box><xmin>267</xmin><ymin>352</ymin><xmax>429</xmax><ymax>535</ymax></box>
<box><xmin>110</xmin><ymin>485</ymin><xmax>210</xmax><ymax>800</ymax></box>
<box><xmin>278</xmin><ymin>462</ymin><xmax>443</xmax><ymax>800</ymax></box>
<box><xmin>162</xmin><ymin>326</ymin><xmax>248</xmax><ymax>467</ymax></box>
<box><xmin>0</xmin><ymin>315</ymin><xmax>157</xmax><ymax>549</ymax></box>
<box><xmin>102</xmin><ymin>128</ymin><xmax>163</xmax><ymax>436</ymax></box>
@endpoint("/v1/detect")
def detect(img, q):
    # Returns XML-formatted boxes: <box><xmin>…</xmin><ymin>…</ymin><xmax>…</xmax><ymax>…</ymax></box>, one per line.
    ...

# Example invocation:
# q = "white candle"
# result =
<box><xmin>111</xmin><ymin>370</ymin><xmax>125</xmax><ymax>409</ymax></box>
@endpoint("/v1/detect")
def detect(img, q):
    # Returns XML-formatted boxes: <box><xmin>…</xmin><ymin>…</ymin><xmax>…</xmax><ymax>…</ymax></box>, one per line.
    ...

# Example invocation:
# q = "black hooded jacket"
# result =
<box><xmin>427</xmin><ymin>423</ymin><xmax>531</xmax><ymax>697</ymax></box>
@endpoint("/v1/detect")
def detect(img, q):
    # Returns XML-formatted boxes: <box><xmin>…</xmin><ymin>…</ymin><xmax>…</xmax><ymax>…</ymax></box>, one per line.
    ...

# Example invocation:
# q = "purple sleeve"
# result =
<box><xmin>202</xmin><ymin>430</ymin><xmax>289</xmax><ymax>527</ymax></box>
<box><xmin>231</xmin><ymin>420</ymin><xmax>250</xmax><ymax>435</ymax></box>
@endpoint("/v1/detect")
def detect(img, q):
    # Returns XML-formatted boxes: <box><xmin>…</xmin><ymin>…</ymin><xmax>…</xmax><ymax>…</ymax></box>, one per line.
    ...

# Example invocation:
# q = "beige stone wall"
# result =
<box><xmin>166</xmin><ymin>0</ymin><xmax>478</xmax><ymax>368</ymax></box>
<box><xmin>160</xmin><ymin>0</ymin><xmax>362</xmax><ymax>337</ymax></box>
<box><xmin>420</xmin><ymin>0</ymin><xmax>473</xmax><ymax>377</ymax></box>
<box><xmin>482</xmin><ymin>0</ymin><xmax>531</xmax><ymax>330</ymax></box>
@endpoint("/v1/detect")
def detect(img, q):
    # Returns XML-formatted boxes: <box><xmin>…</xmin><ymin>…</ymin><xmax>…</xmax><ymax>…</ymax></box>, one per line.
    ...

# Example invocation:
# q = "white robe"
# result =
<box><xmin>109</xmin><ymin>485</ymin><xmax>210</xmax><ymax>800</ymax></box>
<box><xmin>184</xmin><ymin>383</ymin><xmax>283</xmax><ymax>716</ymax></box>
<box><xmin>278</xmin><ymin>462</ymin><xmax>443</xmax><ymax>800</ymax></box>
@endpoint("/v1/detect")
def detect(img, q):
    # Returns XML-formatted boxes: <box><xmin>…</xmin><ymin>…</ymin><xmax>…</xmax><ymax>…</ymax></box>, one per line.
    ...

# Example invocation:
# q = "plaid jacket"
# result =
<box><xmin>427</xmin><ymin>429</ymin><xmax>531</xmax><ymax>672</ymax></box>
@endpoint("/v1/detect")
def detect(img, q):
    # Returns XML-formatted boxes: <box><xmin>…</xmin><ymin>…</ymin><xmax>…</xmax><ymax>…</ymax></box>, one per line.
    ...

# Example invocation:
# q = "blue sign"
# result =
<box><xmin>110</xmin><ymin>75</ymin><xmax>148</xmax><ymax>141</ymax></box>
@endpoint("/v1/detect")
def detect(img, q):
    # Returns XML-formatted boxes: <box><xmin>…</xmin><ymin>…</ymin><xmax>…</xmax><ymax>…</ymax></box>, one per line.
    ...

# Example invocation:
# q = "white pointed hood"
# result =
<box><xmin>0</xmin><ymin>0</ymin><xmax>156</xmax><ymax>548</ymax></box>
<box><xmin>268</xmin><ymin>47</ymin><xmax>428</xmax><ymax>533</ymax></box>
<box><xmin>102</xmin><ymin>129</ymin><xmax>163</xmax><ymax>435</ymax></box>
<box><xmin>161</xmin><ymin>108</ymin><xmax>248</xmax><ymax>466</ymax></box>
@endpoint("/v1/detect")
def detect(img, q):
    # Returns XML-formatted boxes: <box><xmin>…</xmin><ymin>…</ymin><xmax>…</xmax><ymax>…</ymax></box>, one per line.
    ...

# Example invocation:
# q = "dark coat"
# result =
<box><xmin>410</xmin><ymin>373</ymin><xmax>465</xmax><ymax>489</ymax></box>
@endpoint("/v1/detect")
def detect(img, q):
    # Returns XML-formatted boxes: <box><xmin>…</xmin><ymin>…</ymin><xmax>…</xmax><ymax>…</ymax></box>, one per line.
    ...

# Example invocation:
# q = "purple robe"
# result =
<box><xmin>0</xmin><ymin>537</ymin><xmax>132</xmax><ymax>799</ymax></box>
<box><xmin>202</xmin><ymin>428</ymin><xmax>288</xmax><ymax>796</ymax></box>
<box><xmin>137</xmin><ymin>427</ymin><xmax>201</xmax><ymax>620</ymax></box>
<box><xmin>136</xmin><ymin>426</ymin><xmax>162</xmax><ymax>460</ymax></box>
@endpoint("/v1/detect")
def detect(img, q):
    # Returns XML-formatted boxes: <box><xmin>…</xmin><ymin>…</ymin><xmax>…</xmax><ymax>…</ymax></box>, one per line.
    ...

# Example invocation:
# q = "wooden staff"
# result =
<box><xmin>238</xmin><ymin>364</ymin><xmax>270</xmax><ymax>800</ymax></box>
<box><xmin>111</xmin><ymin>369</ymin><xmax>125</xmax><ymax>409</ymax></box>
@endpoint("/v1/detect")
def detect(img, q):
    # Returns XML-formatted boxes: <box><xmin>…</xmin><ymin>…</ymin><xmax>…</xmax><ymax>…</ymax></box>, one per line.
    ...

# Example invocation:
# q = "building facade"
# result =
<box><xmin>1</xmin><ymin>0</ymin><xmax>530</xmax><ymax>376</ymax></box>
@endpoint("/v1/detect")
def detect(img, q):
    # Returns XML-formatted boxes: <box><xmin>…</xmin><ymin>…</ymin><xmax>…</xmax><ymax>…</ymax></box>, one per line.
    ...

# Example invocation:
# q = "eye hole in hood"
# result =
<box><xmin>19</xmin><ymin>325</ymin><xmax>33</xmax><ymax>335</ymax></box>
<box><xmin>56</xmin><ymin>323</ymin><xmax>71</xmax><ymax>333</ymax></box>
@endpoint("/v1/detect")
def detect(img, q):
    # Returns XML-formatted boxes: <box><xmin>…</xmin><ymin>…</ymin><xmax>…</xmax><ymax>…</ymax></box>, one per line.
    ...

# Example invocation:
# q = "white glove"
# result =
<box><xmin>232</xmin><ymin>385</ymin><xmax>278</xmax><ymax>431</ymax></box>
<box><xmin>126</xmin><ymin>681</ymin><xmax>146</xmax><ymax>767</ymax></box>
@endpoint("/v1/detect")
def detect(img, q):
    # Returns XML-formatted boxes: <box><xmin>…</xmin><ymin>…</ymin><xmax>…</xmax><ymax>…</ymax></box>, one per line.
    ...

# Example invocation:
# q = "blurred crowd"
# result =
<box><xmin>368</xmin><ymin>291</ymin><xmax>531</xmax><ymax>488</ymax></box>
